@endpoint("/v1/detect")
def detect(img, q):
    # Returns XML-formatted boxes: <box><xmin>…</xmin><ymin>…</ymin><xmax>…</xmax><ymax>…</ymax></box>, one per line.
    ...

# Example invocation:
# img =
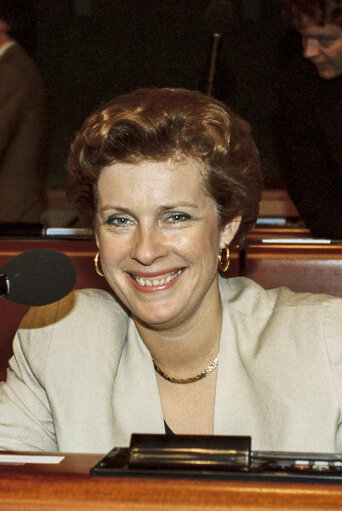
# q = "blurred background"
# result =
<box><xmin>1</xmin><ymin>0</ymin><xmax>295</xmax><ymax>227</ymax></box>
<box><xmin>31</xmin><ymin>0</ymin><xmax>286</xmax><ymax>187</ymax></box>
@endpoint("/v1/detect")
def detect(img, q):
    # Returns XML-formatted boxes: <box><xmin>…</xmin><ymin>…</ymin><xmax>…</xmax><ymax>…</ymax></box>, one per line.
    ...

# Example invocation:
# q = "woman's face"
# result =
<box><xmin>95</xmin><ymin>158</ymin><xmax>240</xmax><ymax>331</ymax></box>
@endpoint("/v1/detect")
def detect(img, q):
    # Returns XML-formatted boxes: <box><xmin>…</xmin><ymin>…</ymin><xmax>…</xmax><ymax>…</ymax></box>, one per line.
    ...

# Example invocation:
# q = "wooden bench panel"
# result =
<box><xmin>242</xmin><ymin>240</ymin><xmax>342</xmax><ymax>297</ymax></box>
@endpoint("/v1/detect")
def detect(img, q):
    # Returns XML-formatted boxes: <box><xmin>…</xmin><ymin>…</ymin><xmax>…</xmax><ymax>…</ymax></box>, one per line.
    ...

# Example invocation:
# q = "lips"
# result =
<box><xmin>313</xmin><ymin>60</ymin><xmax>327</xmax><ymax>69</ymax></box>
<box><xmin>129</xmin><ymin>269</ymin><xmax>183</xmax><ymax>288</ymax></box>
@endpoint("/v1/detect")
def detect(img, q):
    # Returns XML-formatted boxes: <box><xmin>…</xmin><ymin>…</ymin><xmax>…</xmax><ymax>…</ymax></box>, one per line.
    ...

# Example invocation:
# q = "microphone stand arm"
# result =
<box><xmin>207</xmin><ymin>32</ymin><xmax>222</xmax><ymax>97</ymax></box>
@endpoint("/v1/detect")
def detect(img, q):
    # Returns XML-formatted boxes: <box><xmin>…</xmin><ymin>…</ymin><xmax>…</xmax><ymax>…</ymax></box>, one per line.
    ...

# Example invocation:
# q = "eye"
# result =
<box><xmin>166</xmin><ymin>212</ymin><xmax>192</xmax><ymax>224</ymax></box>
<box><xmin>105</xmin><ymin>214</ymin><xmax>133</xmax><ymax>227</ymax></box>
<box><xmin>319</xmin><ymin>38</ymin><xmax>335</xmax><ymax>47</ymax></box>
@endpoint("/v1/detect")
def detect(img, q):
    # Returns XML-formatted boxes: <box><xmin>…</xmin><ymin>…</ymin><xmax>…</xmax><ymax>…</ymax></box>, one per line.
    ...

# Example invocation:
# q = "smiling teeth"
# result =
<box><xmin>135</xmin><ymin>270</ymin><xmax>182</xmax><ymax>287</ymax></box>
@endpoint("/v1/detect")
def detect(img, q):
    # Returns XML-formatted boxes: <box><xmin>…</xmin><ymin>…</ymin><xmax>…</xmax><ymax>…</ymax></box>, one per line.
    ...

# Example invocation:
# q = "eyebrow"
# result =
<box><xmin>301</xmin><ymin>29</ymin><xmax>339</xmax><ymax>38</ymax></box>
<box><xmin>158</xmin><ymin>202</ymin><xmax>199</xmax><ymax>210</ymax></box>
<box><xmin>100</xmin><ymin>202</ymin><xmax>200</xmax><ymax>214</ymax></box>
<box><xmin>314</xmin><ymin>35</ymin><xmax>336</xmax><ymax>40</ymax></box>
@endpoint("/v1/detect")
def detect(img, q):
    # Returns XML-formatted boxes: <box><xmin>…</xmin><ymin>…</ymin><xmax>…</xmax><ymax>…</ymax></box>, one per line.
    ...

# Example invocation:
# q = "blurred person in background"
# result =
<box><xmin>275</xmin><ymin>0</ymin><xmax>342</xmax><ymax>238</ymax></box>
<box><xmin>0</xmin><ymin>0</ymin><xmax>47</xmax><ymax>223</ymax></box>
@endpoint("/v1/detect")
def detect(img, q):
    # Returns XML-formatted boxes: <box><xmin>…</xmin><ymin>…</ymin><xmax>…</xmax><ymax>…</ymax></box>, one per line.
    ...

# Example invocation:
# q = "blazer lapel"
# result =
<box><xmin>112</xmin><ymin>319</ymin><xmax>165</xmax><ymax>446</ymax></box>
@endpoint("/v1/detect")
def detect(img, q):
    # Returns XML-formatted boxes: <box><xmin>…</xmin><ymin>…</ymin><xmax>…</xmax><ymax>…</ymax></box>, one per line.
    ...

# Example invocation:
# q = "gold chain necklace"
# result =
<box><xmin>152</xmin><ymin>354</ymin><xmax>219</xmax><ymax>384</ymax></box>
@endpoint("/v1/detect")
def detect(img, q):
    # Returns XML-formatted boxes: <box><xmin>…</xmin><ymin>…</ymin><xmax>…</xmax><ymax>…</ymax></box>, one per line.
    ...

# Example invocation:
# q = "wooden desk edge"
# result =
<box><xmin>1</xmin><ymin>453</ymin><xmax>342</xmax><ymax>510</ymax></box>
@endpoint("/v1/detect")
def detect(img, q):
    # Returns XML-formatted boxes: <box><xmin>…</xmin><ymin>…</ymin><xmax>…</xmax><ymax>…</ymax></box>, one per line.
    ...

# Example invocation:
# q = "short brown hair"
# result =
<box><xmin>281</xmin><ymin>0</ymin><xmax>342</xmax><ymax>28</ymax></box>
<box><xmin>67</xmin><ymin>88</ymin><xmax>262</xmax><ymax>245</ymax></box>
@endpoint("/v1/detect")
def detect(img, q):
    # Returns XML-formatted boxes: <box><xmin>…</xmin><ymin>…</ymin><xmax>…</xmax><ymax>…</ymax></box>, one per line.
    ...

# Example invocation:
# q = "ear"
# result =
<box><xmin>0</xmin><ymin>20</ymin><xmax>10</xmax><ymax>34</ymax></box>
<box><xmin>94</xmin><ymin>228</ymin><xmax>100</xmax><ymax>250</ymax></box>
<box><xmin>219</xmin><ymin>216</ymin><xmax>242</xmax><ymax>248</ymax></box>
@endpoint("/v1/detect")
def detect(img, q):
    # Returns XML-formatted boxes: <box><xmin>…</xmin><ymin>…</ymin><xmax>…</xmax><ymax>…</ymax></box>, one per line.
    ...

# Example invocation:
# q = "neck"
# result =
<box><xmin>134</xmin><ymin>287</ymin><xmax>223</xmax><ymax>379</ymax></box>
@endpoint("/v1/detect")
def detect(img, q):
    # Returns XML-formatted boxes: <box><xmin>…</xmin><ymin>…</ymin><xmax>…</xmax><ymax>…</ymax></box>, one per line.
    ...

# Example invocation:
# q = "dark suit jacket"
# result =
<box><xmin>0</xmin><ymin>42</ymin><xmax>48</xmax><ymax>222</ymax></box>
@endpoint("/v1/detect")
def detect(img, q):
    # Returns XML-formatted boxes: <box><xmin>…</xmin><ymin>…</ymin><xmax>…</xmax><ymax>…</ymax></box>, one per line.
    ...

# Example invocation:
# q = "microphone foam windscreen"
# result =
<box><xmin>1</xmin><ymin>249</ymin><xmax>77</xmax><ymax>306</ymax></box>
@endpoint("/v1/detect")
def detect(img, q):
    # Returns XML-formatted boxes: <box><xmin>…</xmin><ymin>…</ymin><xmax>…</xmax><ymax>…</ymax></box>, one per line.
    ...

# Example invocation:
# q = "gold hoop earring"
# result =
<box><xmin>218</xmin><ymin>246</ymin><xmax>230</xmax><ymax>273</ymax></box>
<box><xmin>94</xmin><ymin>251</ymin><xmax>104</xmax><ymax>277</ymax></box>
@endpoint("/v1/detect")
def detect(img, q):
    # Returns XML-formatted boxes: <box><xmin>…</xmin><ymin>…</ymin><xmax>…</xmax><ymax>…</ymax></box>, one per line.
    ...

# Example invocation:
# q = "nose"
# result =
<box><xmin>302</xmin><ymin>36</ymin><xmax>320</xmax><ymax>59</ymax></box>
<box><xmin>131</xmin><ymin>225</ymin><xmax>167</xmax><ymax>266</ymax></box>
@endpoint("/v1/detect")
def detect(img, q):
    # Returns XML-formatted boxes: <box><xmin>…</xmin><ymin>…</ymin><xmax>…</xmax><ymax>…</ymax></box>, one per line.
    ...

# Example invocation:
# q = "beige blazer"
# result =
<box><xmin>1</xmin><ymin>277</ymin><xmax>342</xmax><ymax>454</ymax></box>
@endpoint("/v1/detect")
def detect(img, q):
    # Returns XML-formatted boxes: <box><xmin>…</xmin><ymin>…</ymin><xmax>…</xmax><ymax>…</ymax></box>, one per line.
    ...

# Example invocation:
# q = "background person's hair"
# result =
<box><xmin>281</xmin><ymin>0</ymin><xmax>342</xmax><ymax>28</ymax></box>
<box><xmin>67</xmin><ymin>87</ymin><xmax>262</xmax><ymax>246</ymax></box>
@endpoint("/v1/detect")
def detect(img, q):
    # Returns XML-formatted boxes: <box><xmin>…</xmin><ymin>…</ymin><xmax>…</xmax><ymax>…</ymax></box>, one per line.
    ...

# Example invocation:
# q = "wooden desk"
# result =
<box><xmin>258</xmin><ymin>189</ymin><xmax>299</xmax><ymax>218</ymax></box>
<box><xmin>1</xmin><ymin>452</ymin><xmax>342</xmax><ymax>510</ymax></box>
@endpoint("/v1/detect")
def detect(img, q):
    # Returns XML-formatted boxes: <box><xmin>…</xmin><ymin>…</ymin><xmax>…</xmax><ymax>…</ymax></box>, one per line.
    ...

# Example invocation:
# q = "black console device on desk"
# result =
<box><xmin>91</xmin><ymin>434</ymin><xmax>342</xmax><ymax>484</ymax></box>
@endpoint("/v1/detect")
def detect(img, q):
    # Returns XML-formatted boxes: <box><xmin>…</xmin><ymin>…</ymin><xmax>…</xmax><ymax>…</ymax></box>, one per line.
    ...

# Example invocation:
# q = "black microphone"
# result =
<box><xmin>204</xmin><ymin>0</ymin><xmax>235</xmax><ymax>96</ymax></box>
<box><xmin>0</xmin><ymin>249</ymin><xmax>77</xmax><ymax>306</ymax></box>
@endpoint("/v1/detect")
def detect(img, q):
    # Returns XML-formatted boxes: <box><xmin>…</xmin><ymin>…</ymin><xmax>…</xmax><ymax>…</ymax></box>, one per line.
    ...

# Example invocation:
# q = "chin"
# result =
<box><xmin>316</xmin><ymin>67</ymin><xmax>336</xmax><ymax>80</ymax></box>
<box><xmin>133</xmin><ymin>307</ymin><xmax>186</xmax><ymax>330</ymax></box>
<box><xmin>320</xmin><ymin>72</ymin><xmax>335</xmax><ymax>79</ymax></box>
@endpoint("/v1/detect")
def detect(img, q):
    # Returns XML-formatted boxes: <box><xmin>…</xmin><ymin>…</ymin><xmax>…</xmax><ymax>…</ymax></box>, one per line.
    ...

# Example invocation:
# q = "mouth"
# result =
<box><xmin>313</xmin><ymin>60</ymin><xmax>327</xmax><ymax>69</ymax></box>
<box><xmin>129</xmin><ymin>269</ymin><xmax>183</xmax><ymax>289</ymax></box>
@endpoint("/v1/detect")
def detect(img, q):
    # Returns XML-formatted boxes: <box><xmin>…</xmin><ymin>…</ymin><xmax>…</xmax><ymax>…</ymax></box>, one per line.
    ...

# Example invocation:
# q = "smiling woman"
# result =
<box><xmin>2</xmin><ymin>88</ymin><xmax>342</xmax><ymax>454</ymax></box>
<box><xmin>94</xmin><ymin>159</ymin><xmax>236</xmax><ymax>333</ymax></box>
<box><xmin>66</xmin><ymin>88</ymin><xmax>260</xmax><ymax>436</ymax></box>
